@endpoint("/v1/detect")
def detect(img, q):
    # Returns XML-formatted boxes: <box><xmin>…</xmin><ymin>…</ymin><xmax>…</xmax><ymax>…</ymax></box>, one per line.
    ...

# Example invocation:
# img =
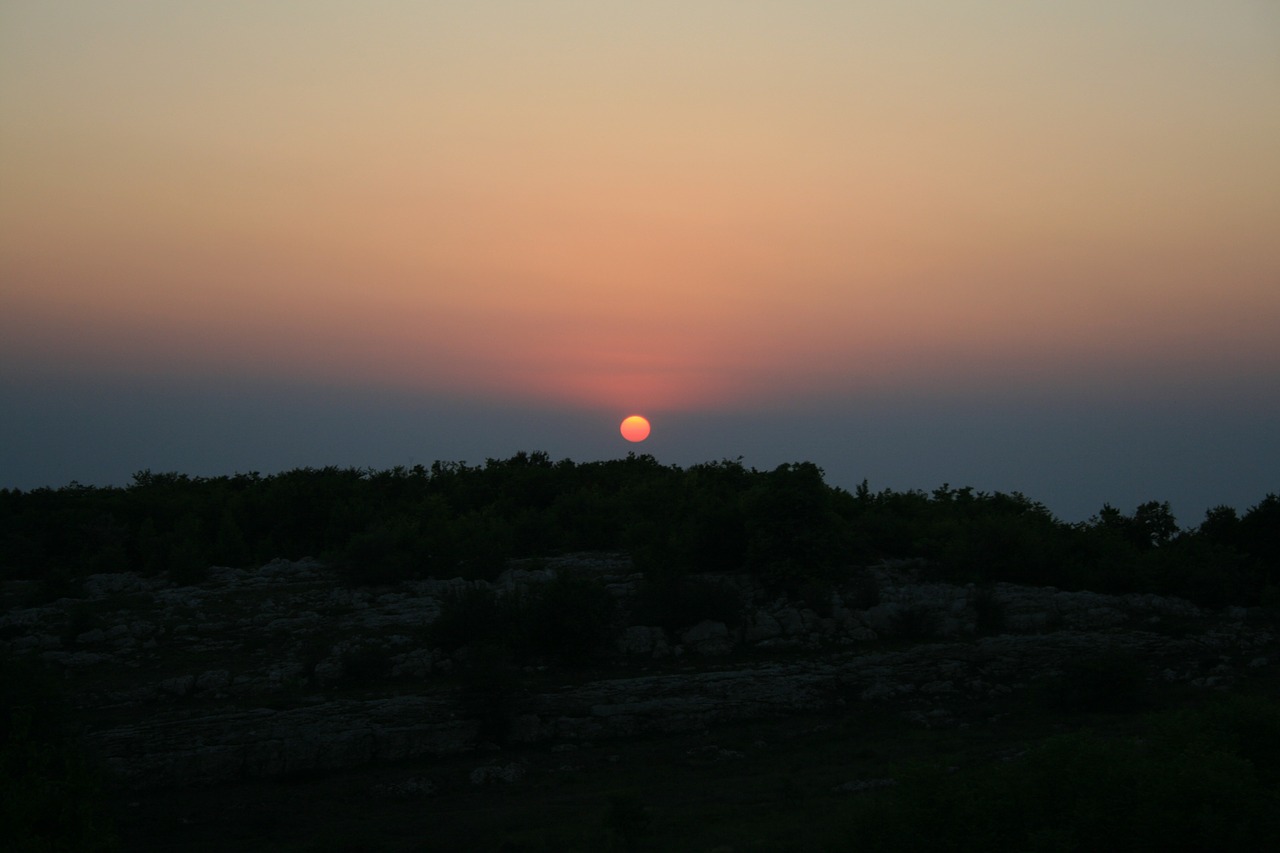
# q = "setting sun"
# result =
<box><xmin>620</xmin><ymin>415</ymin><xmax>651</xmax><ymax>443</ymax></box>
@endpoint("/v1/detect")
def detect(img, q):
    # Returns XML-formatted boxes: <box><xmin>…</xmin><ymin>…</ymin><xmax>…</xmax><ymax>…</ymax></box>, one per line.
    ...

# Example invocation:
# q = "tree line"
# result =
<box><xmin>1</xmin><ymin>452</ymin><xmax>1276</xmax><ymax>607</ymax></box>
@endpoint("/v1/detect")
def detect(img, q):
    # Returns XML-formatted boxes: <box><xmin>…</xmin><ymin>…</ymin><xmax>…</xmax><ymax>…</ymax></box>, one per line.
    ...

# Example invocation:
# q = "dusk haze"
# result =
<box><xmin>5</xmin><ymin>5</ymin><xmax>1280</xmax><ymax>849</ymax></box>
<box><xmin>2</xmin><ymin>1</ymin><xmax>1278</xmax><ymax>522</ymax></box>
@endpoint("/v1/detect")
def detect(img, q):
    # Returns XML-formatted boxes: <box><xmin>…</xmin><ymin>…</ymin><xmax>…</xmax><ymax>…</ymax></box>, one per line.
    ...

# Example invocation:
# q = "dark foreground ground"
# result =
<box><xmin>111</xmin><ymin>666</ymin><xmax>1280</xmax><ymax>853</ymax></box>
<box><xmin>5</xmin><ymin>557</ymin><xmax>1279</xmax><ymax>852</ymax></box>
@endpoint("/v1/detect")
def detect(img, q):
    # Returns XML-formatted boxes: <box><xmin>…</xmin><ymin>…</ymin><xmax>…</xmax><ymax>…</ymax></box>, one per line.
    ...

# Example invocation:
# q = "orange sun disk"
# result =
<box><xmin>620</xmin><ymin>415</ymin><xmax>651</xmax><ymax>442</ymax></box>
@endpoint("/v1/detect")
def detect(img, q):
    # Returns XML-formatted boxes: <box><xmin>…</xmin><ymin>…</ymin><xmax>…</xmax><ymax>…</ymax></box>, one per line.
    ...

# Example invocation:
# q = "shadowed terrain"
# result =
<box><xmin>2</xmin><ymin>457</ymin><xmax>1278</xmax><ymax>850</ymax></box>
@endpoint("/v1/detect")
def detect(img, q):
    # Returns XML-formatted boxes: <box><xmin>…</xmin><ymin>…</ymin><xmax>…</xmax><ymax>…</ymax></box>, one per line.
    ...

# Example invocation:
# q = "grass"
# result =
<box><xmin>105</xmin><ymin>672</ymin><xmax>1280</xmax><ymax>853</ymax></box>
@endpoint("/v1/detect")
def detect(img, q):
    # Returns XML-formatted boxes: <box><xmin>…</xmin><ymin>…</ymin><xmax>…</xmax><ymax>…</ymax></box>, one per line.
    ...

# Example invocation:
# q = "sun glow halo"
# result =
<box><xmin>620</xmin><ymin>415</ymin><xmax>651</xmax><ymax>442</ymax></box>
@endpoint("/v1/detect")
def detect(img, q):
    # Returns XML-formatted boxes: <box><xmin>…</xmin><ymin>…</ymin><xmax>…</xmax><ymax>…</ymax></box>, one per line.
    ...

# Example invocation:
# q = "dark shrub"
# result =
<box><xmin>970</xmin><ymin>586</ymin><xmax>1007</xmax><ymax>635</ymax></box>
<box><xmin>742</xmin><ymin>463</ymin><xmax>849</xmax><ymax>593</ymax></box>
<box><xmin>799</xmin><ymin>580</ymin><xmax>836</xmax><ymax>617</ymax></box>
<box><xmin>428</xmin><ymin>586</ymin><xmax>515</xmax><ymax>652</ymax></box>
<box><xmin>334</xmin><ymin>523</ymin><xmax>420</xmax><ymax>586</ymax></box>
<box><xmin>60</xmin><ymin>605</ymin><xmax>103</xmax><ymax>647</ymax></box>
<box><xmin>524</xmin><ymin>574</ymin><xmax>617</xmax><ymax>661</ymax></box>
<box><xmin>455</xmin><ymin>642</ymin><xmax>523</xmax><ymax>745</ymax></box>
<box><xmin>632</xmin><ymin>575</ymin><xmax>744</xmax><ymax>632</ymax></box>
<box><xmin>888</xmin><ymin>603</ymin><xmax>941</xmax><ymax>640</ymax></box>
<box><xmin>845</xmin><ymin>568</ymin><xmax>881</xmax><ymax>609</ymax></box>
<box><xmin>450</xmin><ymin>511</ymin><xmax>514</xmax><ymax>581</ymax></box>
<box><xmin>1038</xmin><ymin>650</ymin><xmax>1148</xmax><ymax>713</ymax></box>
<box><xmin>24</xmin><ymin>568</ymin><xmax>84</xmax><ymax>607</ymax></box>
<box><xmin>339</xmin><ymin>644</ymin><xmax>392</xmax><ymax>684</ymax></box>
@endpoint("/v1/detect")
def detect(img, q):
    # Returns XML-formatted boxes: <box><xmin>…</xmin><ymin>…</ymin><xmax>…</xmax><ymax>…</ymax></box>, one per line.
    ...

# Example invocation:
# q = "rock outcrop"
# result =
<box><xmin>2</xmin><ymin>555</ymin><xmax>1274</xmax><ymax>789</ymax></box>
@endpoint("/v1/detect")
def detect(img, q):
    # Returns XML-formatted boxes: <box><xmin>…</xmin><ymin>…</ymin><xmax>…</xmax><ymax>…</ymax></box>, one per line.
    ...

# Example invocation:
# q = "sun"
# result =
<box><xmin>620</xmin><ymin>415</ymin><xmax>651</xmax><ymax>442</ymax></box>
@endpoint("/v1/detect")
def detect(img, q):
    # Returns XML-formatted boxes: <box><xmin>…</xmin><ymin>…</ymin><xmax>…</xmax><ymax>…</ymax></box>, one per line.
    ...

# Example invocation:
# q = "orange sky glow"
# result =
<box><xmin>3</xmin><ymin>1</ymin><xmax>1278</xmax><ymax>417</ymax></box>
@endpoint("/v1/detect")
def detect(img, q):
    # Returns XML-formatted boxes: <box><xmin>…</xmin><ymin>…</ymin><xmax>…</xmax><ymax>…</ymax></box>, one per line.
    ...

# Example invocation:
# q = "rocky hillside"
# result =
<box><xmin>2</xmin><ymin>554</ymin><xmax>1275</xmax><ymax>791</ymax></box>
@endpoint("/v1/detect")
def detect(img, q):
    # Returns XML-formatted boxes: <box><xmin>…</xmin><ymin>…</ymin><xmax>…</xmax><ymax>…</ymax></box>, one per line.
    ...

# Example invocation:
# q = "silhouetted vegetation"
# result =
<box><xmin>631</xmin><ymin>575</ymin><xmax>745</xmax><ymax>633</ymax></box>
<box><xmin>421</xmin><ymin>574</ymin><xmax>619</xmax><ymax>741</ymax></box>
<box><xmin>429</xmin><ymin>573</ymin><xmax>617</xmax><ymax>665</ymax></box>
<box><xmin>1</xmin><ymin>453</ymin><xmax>1276</xmax><ymax>608</ymax></box>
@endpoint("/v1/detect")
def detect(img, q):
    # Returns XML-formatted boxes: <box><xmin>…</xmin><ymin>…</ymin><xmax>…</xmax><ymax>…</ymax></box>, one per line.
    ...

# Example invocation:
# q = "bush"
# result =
<box><xmin>970</xmin><ymin>586</ymin><xmax>1007</xmax><ymax>635</ymax></box>
<box><xmin>455</xmin><ymin>643</ymin><xmax>523</xmax><ymax>745</ymax></box>
<box><xmin>632</xmin><ymin>575</ymin><xmax>744</xmax><ymax>632</ymax></box>
<box><xmin>1034</xmin><ymin>650</ymin><xmax>1148</xmax><ymax>713</ymax></box>
<box><xmin>60</xmin><ymin>605</ymin><xmax>103</xmax><ymax>647</ymax></box>
<box><xmin>339</xmin><ymin>644</ymin><xmax>392</xmax><ymax>684</ymax></box>
<box><xmin>888</xmin><ymin>603</ymin><xmax>941</xmax><ymax>640</ymax></box>
<box><xmin>844</xmin><ymin>568</ymin><xmax>881</xmax><ymax>609</ymax></box>
<box><xmin>450</xmin><ymin>511</ymin><xmax>514</xmax><ymax>581</ymax></box>
<box><xmin>429</xmin><ymin>575</ymin><xmax>617</xmax><ymax>663</ymax></box>
<box><xmin>742</xmin><ymin>463</ymin><xmax>850</xmax><ymax>593</ymax></box>
<box><xmin>427</xmin><ymin>586</ymin><xmax>514</xmax><ymax>652</ymax></box>
<box><xmin>333</xmin><ymin>520</ymin><xmax>424</xmax><ymax>586</ymax></box>
<box><xmin>524</xmin><ymin>574</ymin><xmax>618</xmax><ymax>661</ymax></box>
<box><xmin>30</xmin><ymin>568</ymin><xmax>85</xmax><ymax>607</ymax></box>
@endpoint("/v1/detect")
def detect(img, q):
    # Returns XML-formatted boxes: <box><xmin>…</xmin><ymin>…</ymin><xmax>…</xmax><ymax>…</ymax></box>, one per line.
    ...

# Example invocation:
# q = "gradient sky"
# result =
<box><xmin>3</xmin><ymin>1</ymin><xmax>1278</xmax><ymax>523</ymax></box>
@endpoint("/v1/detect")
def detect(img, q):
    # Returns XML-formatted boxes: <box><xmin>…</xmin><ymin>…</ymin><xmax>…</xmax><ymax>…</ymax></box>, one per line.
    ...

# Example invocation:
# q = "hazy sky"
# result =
<box><xmin>3</xmin><ymin>1</ymin><xmax>1278</xmax><ymax>523</ymax></box>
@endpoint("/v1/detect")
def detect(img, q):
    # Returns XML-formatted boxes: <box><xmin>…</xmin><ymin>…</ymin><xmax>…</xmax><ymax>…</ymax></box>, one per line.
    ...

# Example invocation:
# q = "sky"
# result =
<box><xmin>2</xmin><ymin>1</ymin><xmax>1278</xmax><ymax>524</ymax></box>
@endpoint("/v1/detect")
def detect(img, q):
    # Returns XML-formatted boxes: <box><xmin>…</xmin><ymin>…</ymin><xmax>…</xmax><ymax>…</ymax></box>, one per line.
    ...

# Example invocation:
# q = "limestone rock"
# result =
<box><xmin>744</xmin><ymin>609</ymin><xmax>783</xmax><ymax>643</ymax></box>
<box><xmin>470</xmin><ymin>763</ymin><xmax>526</xmax><ymax>785</ymax></box>
<box><xmin>681</xmin><ymin>620</ymin><xmax>733</xmax><ymax>656</ymax></box>
<box><xmin>2</xmin><ymin>554</ymin><xmax>1273</xmax><ymax>792</ymax></box>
